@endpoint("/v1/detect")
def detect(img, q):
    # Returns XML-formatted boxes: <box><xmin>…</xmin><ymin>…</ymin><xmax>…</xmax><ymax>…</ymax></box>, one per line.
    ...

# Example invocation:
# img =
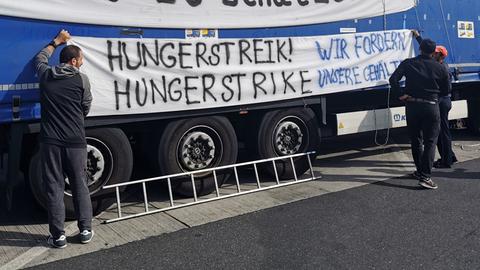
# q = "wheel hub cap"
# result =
<box><xmin>180</xmin><ymin>131</ymin><xmax>215</xmax><ymax>170</ymax></box>
<box><xmin>86</xmin><ymin>145</ymin><xmax>105</xmax><ymax>185</ymax></box>
<box><xmin>274</xmin><ymin>121</ymin><xmax>303</xmax><ymax>155</ymax></box>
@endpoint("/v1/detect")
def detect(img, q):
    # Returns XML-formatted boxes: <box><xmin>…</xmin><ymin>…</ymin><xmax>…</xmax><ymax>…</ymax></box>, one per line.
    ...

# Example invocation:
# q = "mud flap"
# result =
<box><xmin>3</xmin><ymin>123</ymin><xmax>25</xmax><ymax>211</ymax></box>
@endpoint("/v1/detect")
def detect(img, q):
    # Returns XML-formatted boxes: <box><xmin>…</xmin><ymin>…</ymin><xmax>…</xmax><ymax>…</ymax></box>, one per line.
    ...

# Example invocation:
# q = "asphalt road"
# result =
<box><xmin>28</xmin><ymin>158</ymin><xmax>480</xmax><ymax>270</ymax></box>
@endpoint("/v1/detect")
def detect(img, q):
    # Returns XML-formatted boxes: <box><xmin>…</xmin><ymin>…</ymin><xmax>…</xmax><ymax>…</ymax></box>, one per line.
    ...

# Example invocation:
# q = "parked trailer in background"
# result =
<box><xmin>1</xmin><ymin>0</ymin><xmax>479</xmax><ymax>216</ymax></box>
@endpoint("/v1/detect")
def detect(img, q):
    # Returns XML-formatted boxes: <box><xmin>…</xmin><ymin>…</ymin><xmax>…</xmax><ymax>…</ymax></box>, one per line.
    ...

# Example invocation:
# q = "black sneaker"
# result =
<box><xmin>410</xmin><ymin>171</ymin><xmax>422</xmax><ymax>180</ymax></box>
<box><xmin>80</xmin><ymin>230</ymin><xmax>94</xmax><ymax>244</ymax></box>
<box><xmin>47</xmin><ymin>235</ymin><xmax>67</xmax><ymax>249</ymax></box>
<box><xmin>433</xmin><ymin>160</ymin><xmax>451</xmax><ymax>168</ymax></box>
<box><xmin>419</xmin><ymin>178</ymin><xmax>438</xmax><ymax>190</ymax></box>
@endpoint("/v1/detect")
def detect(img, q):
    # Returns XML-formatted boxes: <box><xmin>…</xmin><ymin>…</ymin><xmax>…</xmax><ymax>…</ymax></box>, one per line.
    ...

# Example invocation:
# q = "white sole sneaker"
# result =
<box><xmin>47</xmin><ymin>235</ymin><xmax>67</xmax><ymax>249</ymax></box>
<box><xmin>80</xmin><ymin>230</ymin><xmax>94</xmax><ymax>244</ymax></box>
<box><xmin>419</xmin><ymin>180</ymin><xmax>438</xmax><ymax>190</ymax></box>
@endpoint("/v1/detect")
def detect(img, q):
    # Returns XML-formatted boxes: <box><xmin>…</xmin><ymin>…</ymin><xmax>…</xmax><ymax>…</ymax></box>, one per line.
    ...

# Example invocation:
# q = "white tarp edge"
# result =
<box><xmin>0</xmin><ymin>0</ymin><xmax>416</xmax><ymax>29</ymax></box>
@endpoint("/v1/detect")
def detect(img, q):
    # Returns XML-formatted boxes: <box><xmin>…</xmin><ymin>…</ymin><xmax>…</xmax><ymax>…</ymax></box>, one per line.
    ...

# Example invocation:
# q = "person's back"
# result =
<box><xmin>399</xmin><ymin>55</ymin><xmax>450</xmax><ymax>101</ymax></box>
<box><xmin>39</xmin><ymin>63</ymin><xmax>89</xmax><ymax>147</ymax></box>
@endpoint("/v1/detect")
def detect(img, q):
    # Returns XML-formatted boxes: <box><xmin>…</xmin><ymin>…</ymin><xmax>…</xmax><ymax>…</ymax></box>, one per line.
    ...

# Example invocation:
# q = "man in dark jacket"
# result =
<box><xmin>389</xmin><ymin>38</ymin><xmax>450</xmax><ymax>190</ymax></box>
<box><xmin>412</xmin><ymin>30</ymin><xmax>458</xmax><ymax>168</ymax></box>
<box><xmin>35</xmin><ymin>30</ymin><xmax>94</xmax><ymax>248</ymax></box>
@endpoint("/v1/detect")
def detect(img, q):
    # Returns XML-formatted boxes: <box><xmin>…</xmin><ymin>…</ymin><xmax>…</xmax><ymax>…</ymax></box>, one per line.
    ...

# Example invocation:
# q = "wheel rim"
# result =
<box><xmin>64</xmin><ymin>137</ymin><xmax>114</xmax><ymax>196</ymax></box>
<box><xmin>272</xmin><ymin>116</ymin><xmax>307</xmax><ymax>156</ymax></box>
<box><xmin>176</xmin><ymin>125</ymin><xmax>223</xmax><ymax>174</ymax></box>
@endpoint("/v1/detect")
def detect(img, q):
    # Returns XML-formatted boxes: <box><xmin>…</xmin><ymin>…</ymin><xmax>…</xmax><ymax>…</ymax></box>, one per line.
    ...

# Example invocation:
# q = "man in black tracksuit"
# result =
<box><xmin>389</xmin><ymin>38</ymin><xmax>450</xmax><ymax>190</ymax></box>
<box><xmin>412</xmin><ymin>30</ymin><xmax>458</xmax><ymax>168</ymax></box>
<box><xmin>35</xmin><ymin>30</ymin><xmax>94</xmax><ymax>248</ymax></box>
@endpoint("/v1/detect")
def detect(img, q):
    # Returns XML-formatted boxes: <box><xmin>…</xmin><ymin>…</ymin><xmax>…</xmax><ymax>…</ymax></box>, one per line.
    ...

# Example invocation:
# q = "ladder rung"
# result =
<box><xmin>307</xmin><ymin>154</ymin><xmax>315</xmax><ymax>179</ymax></box>
<box><xmin>115</xmin><ymin>187</ymin><xmax>122</xmax><ymax>218</ymax></box>
<box><xmin>191</xmin><ymin>174</ymin><xmax>198</xmax><ymax>202</ymax></box>
<box><xmin>233</xmin><ymin>166</ymin><xmax>241</xmax><ymax>193</ymax></box>
<box><xmin>253</xmin><ymin>163</ymin><xmax>261</xmax><ymax>188</ymax></box>
<box><xmin>272</xmin><ymin>161</ymin><xmax>280</xmax><ymax>184</ymax></box>
<box><xmin>213</xmin><ymin>170</ymin><xmax>220</xmax><ymax>197</ymax></box>
<box><xmin>142</xmin><ymin>182</ymin><xmax>149</xmax><ymax>212</ymax></box>
<box><xmin>167</xmin><ymin>177</ymin><xmax>174</xmax><ymax>207</ymax></box>
<box><xmin>290</xmin><ymin>157</ymin><xmax>298</xmax><ymax>181</ymax></box>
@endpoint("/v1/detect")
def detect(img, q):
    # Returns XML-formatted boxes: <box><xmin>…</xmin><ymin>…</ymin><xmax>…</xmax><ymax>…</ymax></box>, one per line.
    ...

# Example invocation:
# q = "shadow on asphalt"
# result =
<box><xmin>1</xmin><ymin>128</ymin><xmax>478</xmax><ymax>247</ymax></box>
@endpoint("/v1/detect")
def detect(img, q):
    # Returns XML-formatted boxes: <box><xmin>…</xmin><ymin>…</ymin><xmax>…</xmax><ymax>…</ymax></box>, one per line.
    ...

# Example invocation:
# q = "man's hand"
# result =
<box><xmin>399</xmin><ymin>94</ymin><xmax>411</xmax><ymax>101</ymax></box>
<box><xmin>53</xmin><ymin>29</ymin><xmax>71</xmax><ymax>47</ymax></box>
<box><xmin>411</xmin><ymin>29</ymin><xmax>420</xmax><ymax>38</ymax></box>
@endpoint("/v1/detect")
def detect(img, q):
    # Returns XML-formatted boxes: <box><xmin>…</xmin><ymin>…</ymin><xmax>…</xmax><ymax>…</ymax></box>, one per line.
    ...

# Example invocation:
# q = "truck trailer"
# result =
<box><xmin>1</xmin><ymin>0</ymin><xmax>479</xmax><ymax>216</ymax></box>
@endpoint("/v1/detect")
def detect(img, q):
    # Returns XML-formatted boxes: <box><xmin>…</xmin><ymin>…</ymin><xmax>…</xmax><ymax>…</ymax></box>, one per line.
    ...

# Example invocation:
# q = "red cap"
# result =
<box><xmin>435</xmin><ymin>45</ymin><xmax>448</xmax><ymax>57</ymax></box>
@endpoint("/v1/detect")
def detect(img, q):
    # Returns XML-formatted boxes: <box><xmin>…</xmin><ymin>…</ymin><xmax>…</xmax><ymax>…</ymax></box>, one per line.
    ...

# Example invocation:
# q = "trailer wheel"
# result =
<box><xmin>257</xmin><ymin>108</ymin><xmax>320</xmax><ymax>179</ymax></box>
<box><xmin>157</xmin><ymin>116</ymin><xmax>238</xmax><ymax>196</ymax></box>
<box><xmin>467</xmin><ymin>98</ymin><xmax>480</xmax><ymax>135</ymax></box>
<box><xmin>28</xmin><ymin>128</ymin><xmax>133</xmax><ymax>218</ymax></box>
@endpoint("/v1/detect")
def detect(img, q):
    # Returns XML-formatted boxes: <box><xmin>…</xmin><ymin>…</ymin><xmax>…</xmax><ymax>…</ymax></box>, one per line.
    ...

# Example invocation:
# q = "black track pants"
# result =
<box><xmin>405</xmin><ymin>102</ymin><xmax>441</xmax><ymax>178</ymax></box>
<box><xmin>436</xmin><ymin>96</ymin><xmax>457</xmax><ymax>165</ymax></box>
<box><xmin>41</xmin><ymin>143</ymin><xmax>92</xmax><ymax>238</ymax></box>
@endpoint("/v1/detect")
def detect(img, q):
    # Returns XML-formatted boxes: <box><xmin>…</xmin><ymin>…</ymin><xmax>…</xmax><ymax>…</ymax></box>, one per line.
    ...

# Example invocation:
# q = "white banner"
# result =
<box><xmin>71</xmin><ymin>30</ymin><xmax>414</xmax><ymax>117</ymax></box>
<box><xmin>0</xmin><ymin>0</ymin><xmax>415</xmax><ymax>28</ymax></box>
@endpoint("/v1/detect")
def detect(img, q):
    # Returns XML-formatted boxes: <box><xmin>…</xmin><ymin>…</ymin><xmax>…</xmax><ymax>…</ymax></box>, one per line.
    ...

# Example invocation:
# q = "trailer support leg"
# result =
<box><xmin>320</xmin><ymin>97</ymin><xmax>327</xmax><ymax>126</ymax></box>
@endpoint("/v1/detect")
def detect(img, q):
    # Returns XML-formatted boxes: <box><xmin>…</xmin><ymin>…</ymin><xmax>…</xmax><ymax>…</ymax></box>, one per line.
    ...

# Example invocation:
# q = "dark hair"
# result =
<box><xmin>419</xmin><ymin>39</ymin><xmax>436</xmax><ymax>54</ymax></box>
<box><xmin>60</xmin><ymin>45</ymin><xmax>82</xmax><ymax>64</ymax></box>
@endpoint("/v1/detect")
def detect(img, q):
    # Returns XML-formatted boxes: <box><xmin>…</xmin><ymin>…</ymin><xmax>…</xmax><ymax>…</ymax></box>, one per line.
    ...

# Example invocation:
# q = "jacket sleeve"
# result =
<box><xmin>34</xmin><ymin>47</ymin><xmax>52</xmax><ymax>80</ymax></box>
<box><xmin>438</xmin><ymin>64</ymin><xmax>451</xmax><ymax>97</ymax></box>
<box><xmin>389</xmin><ymin>60</ymin><xmax>407</xmax><ymax>95</ymax></box>
<box><xmin>444</xmin><ymin>62</ymin><xmax>453</xmax><ymax>84</ymax></box>
<box><xmin>415</xmin><ymin>35</ymin><xmax>423</xmax><ymax>46</ymax></box>
<box><xmin>80</xmin><ymin>73</ymin><xmax>93</xmax><ymax>117</ymax></box>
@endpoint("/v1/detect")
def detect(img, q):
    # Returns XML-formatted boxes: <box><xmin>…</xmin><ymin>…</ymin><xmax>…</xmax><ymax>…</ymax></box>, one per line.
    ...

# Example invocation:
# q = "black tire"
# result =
<box><xmin>467</xmin><ymin>98</ymin><xmax>480</xmax><ymax>135</ymax></box>
<box><xmin>28</xmin><ymin>128</ymin><xmax>133</xmax><ymax>218</ymax></box>
<box><xmin>157</xmin><ymin>116</ymin><xmax>238</xmax><ymax>196</ymax></box>
<box><xmin>257</xmin><ymin>108</ymin><xmax>320</xmax><ymax>179</ymax></box>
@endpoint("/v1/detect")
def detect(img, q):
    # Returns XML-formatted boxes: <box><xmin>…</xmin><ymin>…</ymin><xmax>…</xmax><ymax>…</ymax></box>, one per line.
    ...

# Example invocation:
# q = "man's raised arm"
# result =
<box><xmin>34</xmin><ymin>30</ymin><xmax>71</xmax><ymax>79</ymax></box>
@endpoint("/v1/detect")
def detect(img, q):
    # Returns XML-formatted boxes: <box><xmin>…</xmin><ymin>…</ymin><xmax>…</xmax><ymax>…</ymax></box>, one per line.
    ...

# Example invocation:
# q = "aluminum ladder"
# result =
<box><xmin>102</xmin><ymin>151</ymin><xmax>319</xmax><ymax>223</ymax></box>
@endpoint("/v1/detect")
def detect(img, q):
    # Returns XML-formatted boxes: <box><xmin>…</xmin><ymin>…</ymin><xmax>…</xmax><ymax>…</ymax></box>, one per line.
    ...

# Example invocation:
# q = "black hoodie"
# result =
<box><xmin>35</xmin><ymin>47</ymin><xmax>92</xmax><ymax>147</ymax></box>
